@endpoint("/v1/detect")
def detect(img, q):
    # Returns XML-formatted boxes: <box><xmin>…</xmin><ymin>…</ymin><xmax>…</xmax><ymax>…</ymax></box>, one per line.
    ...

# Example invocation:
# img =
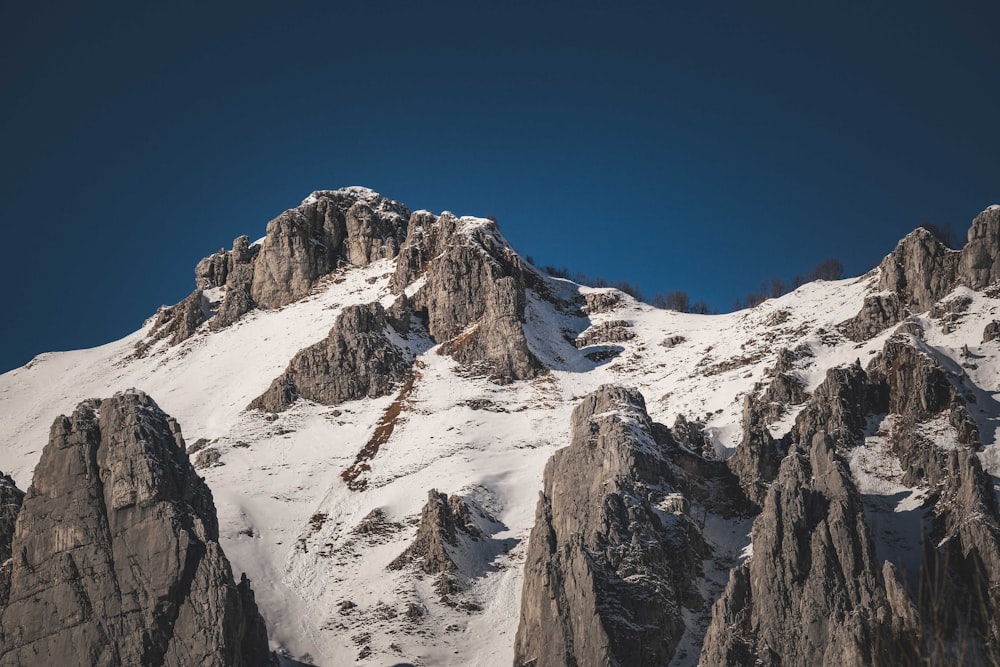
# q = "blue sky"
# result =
<box><xmin>2</xmin><ymin>1</ymin><xmax>998</xmax><ymax>372</ymax></box>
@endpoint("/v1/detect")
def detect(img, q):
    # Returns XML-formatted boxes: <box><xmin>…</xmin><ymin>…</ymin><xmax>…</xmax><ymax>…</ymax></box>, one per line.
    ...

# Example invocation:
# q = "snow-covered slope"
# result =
<box><xmin>2</xmin><ymin>193</ymin><xmax>999</xmax><ymax>666</ymax></box>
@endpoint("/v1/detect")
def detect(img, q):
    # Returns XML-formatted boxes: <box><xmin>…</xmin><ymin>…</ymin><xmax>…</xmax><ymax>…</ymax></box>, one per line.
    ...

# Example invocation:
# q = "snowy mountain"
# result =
<box><xmin>1</xmin><ymin>188</ymin><xmax>999</xmax><ymax>666</ymax></box>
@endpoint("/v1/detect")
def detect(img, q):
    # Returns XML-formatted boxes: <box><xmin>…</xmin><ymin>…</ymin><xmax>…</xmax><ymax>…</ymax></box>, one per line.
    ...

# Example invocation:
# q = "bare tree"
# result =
<box><xmin>810</xmin><ymin>258</ymin><xmax>844</xmax><ymax>281</ymax></box>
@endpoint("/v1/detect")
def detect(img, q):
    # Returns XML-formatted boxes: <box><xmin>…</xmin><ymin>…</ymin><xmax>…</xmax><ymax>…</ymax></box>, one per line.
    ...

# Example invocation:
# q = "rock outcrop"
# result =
<box><xmin>878</xmin><ymin>228</ymin><xmax>960</xmax><ymax>312</ymax></box>
<box><xmin>727</xmin><ymin>394</ymin><xmax>786</xmax><ymax>507</ymax></box>
<box><xmin>137</xmin><ymin>289</ymin><xmax>208</xmax><ymax>356</ymax></box>
<box><xmin>701</xmin><ymin>434</ymin><xmax>906</xmax><ymax>666</ymax></box>
<box><xmin>581</xmin><ymin>290</ymin><xmax>622</xmax><ymax>314</ymax></box>
<box><xmin>842</xmin><ymin>208</ymin><xmax>1000</xmax><ymax>340</ymax></box>
<box><xmin>138</xmin><ymin>189</ymin><xmax>549</xmax><ymax>386</ymax></box>
<box><xmin>793</xmin><ymin>360</ymin><xmax>872</xmax><ymax>449</ymax></box>
<box><xmin>210</xmin><ymin>236</ymin><xmax>259</xmax><ymax>330</ymax></box>
<box><xmin>513</xmin><ymin>386</ymin><xmax>706</xmax><ymax>667</ymax></box>
<box><xmin>958</xmin><ymin>206</ymin><xmax>1000</xmax><ymax>289</ymax></box>
<box><xmin>706</xmin><ymin>330</ymin><xmax>1000</xmax><ymax>664</ymax></box>
<box><xmin>985</xmin><ymin>320</ymin><xmax>1000</xmax><ymax>343</ymax></box>
<box><xmin>251</xmin><ymin>188</ymin><xmax>409</xmax><ymax>309</ymax></box>
<box><xmin>248</xmin><ymin>303</ymin><xmax>409</xmax><ymax>412</ymax></box>
<box><xmin>388</xmin><ymin>490</ymin><xmax>482</xmax><ymax>576</ymax></box>
<box><xmin>0</xmin><ymin>473</ymin><xmax>23</xmax><ymax>606</ymax></box>
<box><xmin>390</xmin><ymin>211</ymin><xmax>543</xmax><ymax>383</ymax></box>
<box><xmin>0</xmin><ymin>390</ymin><xmax>273</xmax><ymax>667</ymax></box>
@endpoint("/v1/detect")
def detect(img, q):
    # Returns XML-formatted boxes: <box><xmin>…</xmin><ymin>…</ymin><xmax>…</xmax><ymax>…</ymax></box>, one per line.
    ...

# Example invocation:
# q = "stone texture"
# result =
<box><xmin>211</xmin><ymin>236</ymin><xmax>259</xmax><ymax>331</ymax></box>
<box><xmin>705</xmin><ymin>332</ymin><xmax>1000</xmax><ymax>665</ymax></box>
<box><xmin>581</xmin><ymin>291</ymin><xmax>622</xmax><ymax>314</ymax></box>
<box><xmin>0</xmin><ymin>390</ymin><xmax>273</xmax><ymax>667</ymax></box>
<box><xmin>878</xmin><ymin>228</ymin><xmax>960</xmax><ymax>312</ymax></box>
<box><xmin>0</xmin><ymin>473</ymin><xmax>24</xmax><ymax>607</ymax></box>
<box><xmin>758</xmin><ymin>371</ymin><xmax>807</xmax><ymax>424</ymax></box>
<box><xmin>727</xmin><ymin>394</ymin><xmax>786</xmax><ymax>508</ymax></box>
<box><xmin>513</xmin><ymin>386</ymin><xmax>706</xmax><ymax>667</ymax></box>
<box><xmin>842</xmin><ymin>208</ymin><xmax>1000</xmax><ymax>340</ymax></box>
<box><xmin>984</xmin><ymin>320</ymin><xmax>1000</xmax><ymax>343</ymax></box>
<box><xmin>958</xmin><ymin>206</ymin><xmax>1000</xmax><ymax>289</ymax></box>
<box><xmin>672</xmin><ymin>413</ymin><xmax>714</xmax><ymax>459</ymax></box>
<box><xmin>135</xmin><ymin>290</ymin><xmax>209</xmax><ymax>357</ymax></box>
<box><xmin>392</xmin><ymin>211</ymin><xmax>543</xmax><ymax>383</ymax></box>
<box><xmin>839</xmin><ymin>293</ymin><xmax>908</xmax><ymax>342</ymax></box>
<box><xmin>387</xmin><ymin>490</ymin><xmax>482</xmax><ymax>575</ymax></box>
<box><xmin>248</xmin><ymin>303</ymin><xmax>409</xmax><ymax>412</ymax></box>
<box><xmin>574</xmin><ymin>320</ymin><xmax>635</xmax><ymax>347</ymax></box>
<box><xmin>701</xmin><ymin>434</ymin><xmax>903</xmax><ymax>667</ymax></box>
<box><xmin>251</xmin><ymin>188</ymin><xmax>408</xmax><ymax>309</ymax></box>
<box><xmin>793</xmin><ymin>360</ymin><xmax>873</xmax><ymax>450</ymax></box>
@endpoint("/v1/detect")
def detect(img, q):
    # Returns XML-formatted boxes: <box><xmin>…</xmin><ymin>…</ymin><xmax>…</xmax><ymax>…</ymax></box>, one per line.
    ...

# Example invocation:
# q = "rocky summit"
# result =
<box><xmin>1</xmin><ymin>187</ymin><xmax>1000</xmax><ymax>665</ymax></box>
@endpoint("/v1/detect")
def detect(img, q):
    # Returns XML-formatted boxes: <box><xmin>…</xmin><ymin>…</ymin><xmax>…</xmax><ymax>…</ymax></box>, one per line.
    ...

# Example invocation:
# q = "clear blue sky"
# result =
<box><xmin>2</xmin><ymin>1</ymin><xmax>998</xmax><ymax>372</ymax></box>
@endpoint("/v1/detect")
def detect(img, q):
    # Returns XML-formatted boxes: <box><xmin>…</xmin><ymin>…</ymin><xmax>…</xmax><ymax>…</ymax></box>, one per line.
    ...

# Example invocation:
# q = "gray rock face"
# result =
<box><xmin>195</xmin><ymin>246</ymin><xmax>232</xmax><ymax>290</ymax></box>
<box><xmin>704</xmin><ymin>332</ymin><xmax>1000</xmax><ymax>665</ymax></box>
<box><xmin>211</xmin><ymin>236</ymin><xmax>259</xmax><ymax>330</ymax></box>
<box><xmin>0</xmin><ymin>390</ymin><xmax>273</xmax><ymax>667</ymax></box>
<box><xmin>140</xmin><ymin>189</ymin><xmax>548</xmax><ymax>386</ymax></box>
<box><xmin>701</xmin><ymin>434</ymin><xmax>901</xmax><ymax>667</ymax></box>
<box><xmin>878</xmin><ymin>228</ymin><xmax>960</xmax><ymax>312</ymax></box>
<box><xmin>136</xmin><ymin>289</ymin><xmax>208</xmax><ymax>356</ymax></box>
<box><xmin>958</xmin><ymin>206</ymin><xmax>1000</xmax><ymax>289</ymax></box>
<box><xmin>248</xmin><ymin>303</ymin><xmax>409</xmax><ymax>412</ymax></box>
<box><xmin>793</xmin><ymin>361</ymin><xmax>872</xmax><ymax>449</ymax></box>
<box><xmin>251</xmin><ymin>189</ymin><xmax>409</xmax><ymax>309</ymax></box>
<box><xmin>392</xmin><ymin>211</ymin><xmax>543</xmax><ymax>383</ymax></box>
<box><xmin>672</xmin><ymin>413</ymin><xmax>714</xmax><ymax>459</ymax></box>
<box><xmin>0</xmin><ymin>473</ymin><xmax>23</xmax><ymax>606</ymax></box>
<box><xmin>388</xmin><ymin>490</ymin><xmax>482</xmax><ymax>575</ymax></box>
<box><xmin>984</xmin><ymin>320</ymin><xmax>1000</xmax><ymax>343</ymax></box>
<box><xmin>758</xmin><ymin>371</ymin><xmax>807</xmax><ymax>424</ymax></box>
<box><xmin>513</xmin><ymin>386</ymin><xmax>706</xmax><ymax>667</ymax></box>
<box><xmin>843</xmin><ymin>209</ymin><xmax>1000</xmax><ymax>340</ymax></box>
<box><xmin>574</xmin><ymin>320</ymin><xmax>635</xmax><ymax>347</ymax></box>
<box><xmin>727</xmin><ymin>394</ymin><xmax>786</xmax><ymax>508</ymax></box>
<box><xmin>839</xmin><ymin>293</ymin><xmax>908</xmax><ymax>342</ymax></box>
<box><xmin>581</xmin><ymin>291</ymin><xmax>623</xmax><ymax>314</ymax></box>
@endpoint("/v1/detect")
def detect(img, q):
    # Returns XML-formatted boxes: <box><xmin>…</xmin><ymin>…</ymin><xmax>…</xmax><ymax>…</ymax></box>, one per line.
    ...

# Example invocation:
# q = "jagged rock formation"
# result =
<box><xmin>248</xmin><ymin>302</ymin><xmax>409</xmax><ymax>412</ymax></box>
<box><xmin>581</xmin><ymin>290</ymin><xmax>622</xmax><ymax>314</ymax></box>
<box><xmin>793</xmin><ymin>361</ymin><xmax>871</xmax><ymax>449</ymax></box>
<box><xmin>141</xmin><ymin>188</ymin><xmax>547</xmax><ymax>385</ymax></box>
<box><xmin>574</xmin><ymin>320</ymin><xmax>635</xmax><ymax>347</ymax></box>
<box><xmin>842</xmin><ymin>207</ymin><xmax>1000</xmax><ymax>340</ymax></box>
<box><xmin>387</xmin><ymin>490</ymin><xmax>502</xmax><ymax>601</ymax></box>
<box><xmin>879</xmin><ymin>228</ymin><xmax>960</xmax><ymax>311</ymax></box>
<box><xmin>0</xmin><ymin>473</ymin><xmax>23</xmax><ymax>606</ymax></box>
<box><xmin>210</xmin><ymin>235</ymin><xmax>259</xmax><ymax>330</ymax></box>
<box><xmin>727</xmin><ymin>394</ymin><xmax>786</xmax><ymax>507</ymax></box>
<box><xmin>959</xmin><ymin>206</ymin><xmax>1000</xmax><ymax>289</ymax></box>
<box><xmin>388</xmin><ymin>489</ymin><xmax>482</xmax><ymax>576</ymax></box>
<box><xmin>672</xmin><ymin>413</ymin><xmax>714</xmax><ymax>459</ymax></box>
<box><xmin>701</xmin><ymin>434</ymin><xmax>907</xmax><ymax>667</ymax></box>
<box><xmin>513</xmin><ymin>386</ymin><xmax>707</xmax><ymax>667</ymax></box>
<box><xmin>136</xmin><ymin>289</ymin><xmax>208</xmax><ymax>356</ymax></box>
<box><xmin>251</xmin><ymin>188</ymin><xmax>409</xmax><ymax>309</ymax></box>
<box><xmin>0</xmin><ymin>390</ymin><xmax>273</xmax><ymax>667</ymax></box>
<box><xmin>704</xmin><ymin>330</ymin><xmax>1000</xmax><ymax>664</ymax></box>
<box><xmin>984</xmin><ymin>320</ymin><xmax>1000</xmax><ymax>342</ymax></box>
<box><xmin>839</xmin><ymin>293</ymin><xmax>908</xmax><ymax>342</ymax></box>
<box><xmin>391</xmin><ymin>211</ymin><xmax>543</xmax><ymax>383</ymax></box>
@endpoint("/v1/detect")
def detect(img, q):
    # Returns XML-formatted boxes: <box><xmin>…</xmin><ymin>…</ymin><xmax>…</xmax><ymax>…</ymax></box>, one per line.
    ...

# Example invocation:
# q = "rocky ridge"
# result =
<box><xmin>0</xmin><ymin>390</ymin><xmax>274</xmax><ymax>667</ymax></box>
<box><xmin>2</xmin><ymin>193</ymin><xmax>1000</xmax><ymax>665</ymax></box>
<box><xmin>513</xmin><ymin>386</ymin><xmax>709</xmax><ymax>667</ymax></box>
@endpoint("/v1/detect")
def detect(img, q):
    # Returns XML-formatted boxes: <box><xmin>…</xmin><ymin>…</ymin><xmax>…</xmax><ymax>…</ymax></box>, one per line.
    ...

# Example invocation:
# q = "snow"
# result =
<box><xmin>1</xmin><ymin>243</ymin><xmax>999</xmax><ymax>665</ymax></box>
